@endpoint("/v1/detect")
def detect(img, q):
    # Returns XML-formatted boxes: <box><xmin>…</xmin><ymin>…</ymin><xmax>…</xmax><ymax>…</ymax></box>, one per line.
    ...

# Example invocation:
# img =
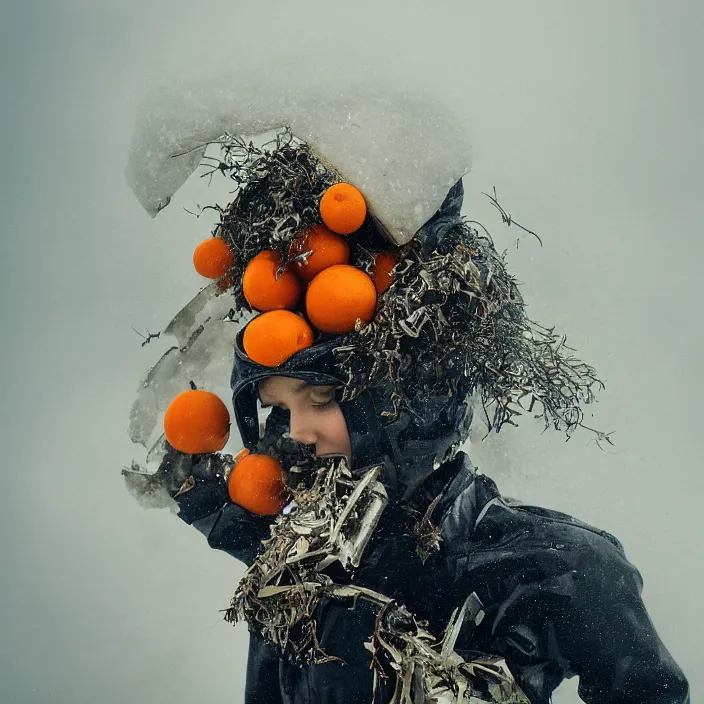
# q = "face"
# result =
<box><xmin>257</xmin><ymin>376</ymin><xmax>352</xmax><ymax>464</ymax></box>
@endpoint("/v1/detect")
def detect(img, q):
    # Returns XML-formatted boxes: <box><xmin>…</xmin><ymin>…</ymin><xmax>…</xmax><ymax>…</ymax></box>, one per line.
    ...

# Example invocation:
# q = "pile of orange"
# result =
<box><xmin>237</xmin><ymin>183</ymin><xmax>407</xmax><ymax>365</ymax></box>
<box><xmin>186</xmin><ymin>183</ymin><xmax>401</xmax><ymax>368</ymax></box>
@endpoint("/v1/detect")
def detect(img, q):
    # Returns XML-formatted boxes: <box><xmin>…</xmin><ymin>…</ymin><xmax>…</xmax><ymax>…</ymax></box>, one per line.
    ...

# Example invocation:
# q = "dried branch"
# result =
<box><xmin>334</xmin><ymin>223</ymin><xmax>603</xmax><ymax>438</ymax></box>
<box><xmin>225</xmin><ymin>458</ymin><xmax>388</xmax><ymax>664</ymax></box>
<box><xmin>199</xmin><ymin>137</ymin><xmax>607</xmax><ymax>442</ymax></box>
<box><xmin>226</xmin><ymin>454</ymin><xmax>529</xmax><ymax>702</ymax></box>
<box><xmin>130</xmin><ymin>326</ymin><xmax>161</xmax><ymax>347</ymax></box>
<box><xmin>580</xmin><ymin>424</ymin><xmax>617</xmax><ymax>451</ymax></box>
<box><xmin>482</xmin><ymin>187</ymin><xmax>543</xmax><ymax>248</ymax></box>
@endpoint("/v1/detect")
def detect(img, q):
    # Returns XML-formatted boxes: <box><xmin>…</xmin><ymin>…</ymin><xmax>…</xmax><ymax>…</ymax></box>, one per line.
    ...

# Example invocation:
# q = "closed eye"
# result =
<box><xmin>311</xmin><ymin>399</ymin><xmax>333</xmax><ymax>408</ymax></box>
<box><xmin>311</xmin><ymin>388</ymin><xmax>337</xmax><ymax>406</ymax></box>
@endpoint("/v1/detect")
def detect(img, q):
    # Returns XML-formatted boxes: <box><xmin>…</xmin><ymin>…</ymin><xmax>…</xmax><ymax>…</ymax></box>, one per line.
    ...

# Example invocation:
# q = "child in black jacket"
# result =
<box><xmin>126</xmin><ymin>135</ymin><xmax>689</xmax><ymax>703</ymax></box>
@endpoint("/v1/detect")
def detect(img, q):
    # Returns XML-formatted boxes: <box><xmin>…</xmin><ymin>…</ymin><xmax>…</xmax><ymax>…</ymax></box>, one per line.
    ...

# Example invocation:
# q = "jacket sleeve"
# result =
<box><xmin>152</xmin><ymin>444</ymin><xmax>274</xmax><ymax>567</ymax></box>
<box><xmin>173</xmin><ymin>474</ymin><xmax>274</xmax><ymax>567</ymax></box>
<box><xmin>438</xmin><ymin>470</ymin><xmax>690</xmax><ymax>703</ymax></box>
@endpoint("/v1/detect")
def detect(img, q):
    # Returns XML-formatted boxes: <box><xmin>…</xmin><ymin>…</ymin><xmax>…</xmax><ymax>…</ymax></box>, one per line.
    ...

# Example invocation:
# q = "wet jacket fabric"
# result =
<box><xmin>174</xmin><ymin>451</ymin><xmax>689</xmax><ymax>703</ymax></box>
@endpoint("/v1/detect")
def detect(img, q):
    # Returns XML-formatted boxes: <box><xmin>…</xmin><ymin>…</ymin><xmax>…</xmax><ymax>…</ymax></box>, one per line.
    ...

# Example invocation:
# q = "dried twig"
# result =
<box><xmin>335</xmin><ymin>226</ymin><xmax>603</xmax><ymax>438</ymax></box>
<box><xmin>131</xmin><ymin>326</ymin><xmax>161</xmax><ymax>347</ymax></box>
<box><xmin>482</xmin><ymin>187</ymin><xmax>543</xmax><ymax>248</ymax></box>
<box><xmin>580</xmin><ymin>424</ymin><xmax>616</xmax><ymax>452</ymax></box>
<box><xmin>200</xmin><ymin>137</ymin><xmax>607</xmax><ymax>442</ymax></box>
<box><xmin>226</xmin><ymin>455</ymin><xmax>529</xmax><ymax>702</ymax></box>
<box><xmin>225</xmin><ymin>458</ymin><xmax>388</xmax><ymax>663</ymax></box>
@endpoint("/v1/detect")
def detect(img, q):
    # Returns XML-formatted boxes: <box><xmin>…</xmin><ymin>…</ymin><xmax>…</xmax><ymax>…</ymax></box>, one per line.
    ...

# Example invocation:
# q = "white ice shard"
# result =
<box><xmin>128</xmin><ymin>318</ymin><xmax>240</xmax><ymax>455</ymax></box>
<box><xmin>125</xmin><ymin>66</ymin><xmax>472</xmax><ymax>245</ymax></box>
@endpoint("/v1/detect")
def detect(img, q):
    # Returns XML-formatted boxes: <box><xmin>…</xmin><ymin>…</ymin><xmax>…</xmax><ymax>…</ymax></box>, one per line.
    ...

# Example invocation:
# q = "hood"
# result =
<box><xmin>230</xmin><ymin>181</ymin><xmax>475</xmax><ymax>502</ymax></box>
<box><xmin>230</xmin><ymin>327</ymin><xmax>473</xmax><ymax>503</ymax></box>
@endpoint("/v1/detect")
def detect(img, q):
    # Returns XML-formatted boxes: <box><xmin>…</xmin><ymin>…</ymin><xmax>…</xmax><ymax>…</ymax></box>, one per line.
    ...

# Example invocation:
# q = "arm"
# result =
<box><xmin>438</xmin><ymin>470</ymin><xmax>690</xmax><ymax>703</ymax></box>
<box><xmin>160</xmin><ymin>445</ymin><xmax>275</xmax><ymax>567</ymax></box>
<box><xmin>174</xmin><ymin>478</ymin><xmax>273</xmax><ymax>567</ymax></box>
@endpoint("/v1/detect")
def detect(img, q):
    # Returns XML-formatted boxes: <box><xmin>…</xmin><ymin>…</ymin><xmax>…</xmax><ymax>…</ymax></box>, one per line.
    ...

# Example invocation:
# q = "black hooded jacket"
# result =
<box><xmin>173</xmin><ymin>449</ymin><xmax>689</xmax><ymax>704</ymax></box>
<box><xmin>167</xmin><ymin>181</ymin><xmax>688</xmax><ymax>702</ymax></box>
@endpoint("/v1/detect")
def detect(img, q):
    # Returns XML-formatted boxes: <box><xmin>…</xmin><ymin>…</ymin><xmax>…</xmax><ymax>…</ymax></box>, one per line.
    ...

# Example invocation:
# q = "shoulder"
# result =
<box><xmin>436</xmin><ymin>457</ymin><xmax>635</xmax><ymax>588</ymax></box>
<box><xmin>430</xmin><ymin>456</ymin><xmax>690</xmax><ymax>703</ymax></box>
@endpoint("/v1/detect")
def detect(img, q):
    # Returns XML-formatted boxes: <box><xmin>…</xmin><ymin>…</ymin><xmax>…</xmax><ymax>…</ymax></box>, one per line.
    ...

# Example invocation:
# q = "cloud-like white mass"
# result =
<box><xmin>125</xmin><ymin>65</ymin><xmax>473</xmax><ymax>245</ymax></box>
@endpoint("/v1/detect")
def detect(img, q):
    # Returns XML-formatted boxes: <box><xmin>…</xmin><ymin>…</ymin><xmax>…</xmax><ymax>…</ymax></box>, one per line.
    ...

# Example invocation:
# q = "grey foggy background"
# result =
<box><xmin>1</xmin><ymin>1</ymin><xmax>702</xmax><ymax>703</ymax></box>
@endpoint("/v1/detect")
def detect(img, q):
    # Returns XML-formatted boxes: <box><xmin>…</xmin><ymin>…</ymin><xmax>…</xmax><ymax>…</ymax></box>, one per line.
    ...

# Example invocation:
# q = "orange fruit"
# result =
<box><xmin>319</xmin><ymin>183</ymin><xmax>367</xmax><ymax>235</ymax></box>
<box><xmin>193</xmin><ymin>237</ymin><xmax>234</xmax><ymax>279</ymax></box>
<box><xmin>163</xmin><ymin>389</ymin><xmax>231</xmax><ymax>454</ymax></box>
<box><xmin>251</xmin><ymin>250</ymin><xmax>279</xmax><ymax>262</ymax></box>
<box><xmin>243</xmin><ymin>310</ymin><xmax>314</xmax><ymax>366</ymax></box>
<box><xmin>306</xmin><ymin>264</ymin><xmax>377</xmax><ymax>334</ymax></box>
<box><xmin>372</xmin><ymin>251</ymin><xmax>399</xmax><ymax>294</ymax></box>
<box><xmin>234</xmin><ymin>447</ymin><xmax>251</xmax><ymax>463</ymax></box>
<box><xmin>288</xmin><ymin>225</ymin><xmax>350</xmax><ymax>282</ymax></box>
<box><xmin>242</xmin><ymin>250</ymin><xmax>303</xmax><ymax>311</ymax></box>
<box><xmin>228</xmin><ymin>453</ymin><xmax>288</xmax><ymax>515</ymax></box>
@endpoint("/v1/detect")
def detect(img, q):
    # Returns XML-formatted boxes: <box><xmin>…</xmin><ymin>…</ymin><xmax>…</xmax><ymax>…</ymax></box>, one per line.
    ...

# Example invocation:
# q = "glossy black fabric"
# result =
<box><xmin>172</xmin><ymin>450</ymin><xmax>689</xmax><ymax>703</ymax></box>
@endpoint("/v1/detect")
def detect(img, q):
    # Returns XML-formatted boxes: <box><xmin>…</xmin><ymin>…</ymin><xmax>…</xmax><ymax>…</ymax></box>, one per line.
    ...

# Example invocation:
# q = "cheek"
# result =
<box><xmin>320</xmin><ymin>406</ymin><xmax>351</xmax><ymax>451</ymax></box>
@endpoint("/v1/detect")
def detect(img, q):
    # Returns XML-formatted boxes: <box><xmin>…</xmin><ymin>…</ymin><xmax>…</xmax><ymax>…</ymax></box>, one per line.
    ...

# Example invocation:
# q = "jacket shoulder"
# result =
<box><xmin>434</xmin><ymin>465</ymin><xmax>690</xmax><ymax>703</ymax></box>
<box><xmin>436</xmin><ymin>461</ymin><xmax>625</xmax><ymax>567</ymax></box>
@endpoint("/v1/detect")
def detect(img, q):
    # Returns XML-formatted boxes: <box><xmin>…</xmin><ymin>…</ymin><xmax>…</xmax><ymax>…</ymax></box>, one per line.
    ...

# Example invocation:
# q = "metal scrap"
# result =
<box><xmin>225</xmin><ymin>457</ymin><xmax>389</xmax><ymax>663</ymax></box>
<box><xmin>333</xmin><ymin>227</ymin><xmax>604</xmax><ymax>439</ymax></box>
<box><xmin>226</xmin><ymin>455</ymin><xmax>529</xmax><ymax>702</ymax></box>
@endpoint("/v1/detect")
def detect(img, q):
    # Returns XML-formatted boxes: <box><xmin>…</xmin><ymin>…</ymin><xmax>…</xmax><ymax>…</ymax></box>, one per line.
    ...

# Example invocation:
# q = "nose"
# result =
<box><xmin>288</xmin><ymin>408</ymin><xmax>317</xmax><ymax>446</ymax></box>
